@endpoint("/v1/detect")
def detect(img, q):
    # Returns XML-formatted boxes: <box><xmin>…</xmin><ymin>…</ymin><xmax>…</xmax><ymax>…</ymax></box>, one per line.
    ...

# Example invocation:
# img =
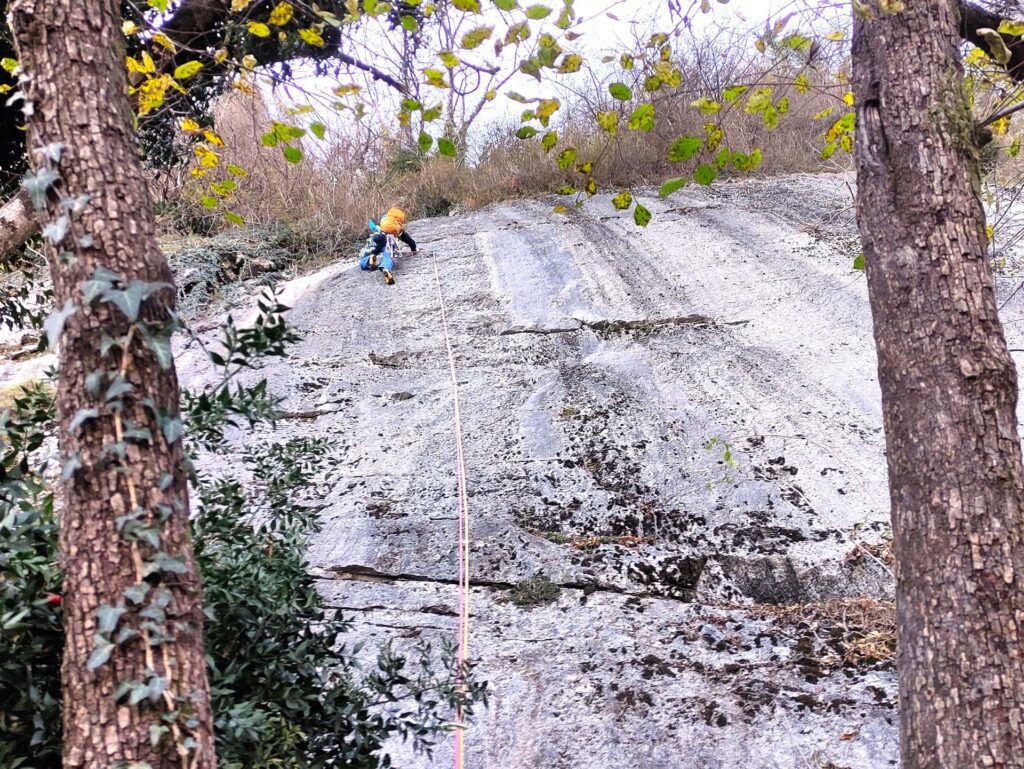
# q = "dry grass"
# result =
<box><xmin>755</xmin><ymin>597</ymin><xmax>897</xmax><ymax>669</ymax></box>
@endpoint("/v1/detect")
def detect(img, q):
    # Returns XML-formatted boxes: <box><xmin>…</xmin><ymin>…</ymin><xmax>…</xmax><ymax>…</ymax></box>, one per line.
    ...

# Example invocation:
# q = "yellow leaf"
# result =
<box><xmin>231</xmin><ymin>0</ymin><xmax>252</xmax><ymax>9</ymax></box>
<box><xmin>536</xmin><ymin>98</ymin><xmax>561</xmax><ymax>119</ymax></box>
<box><xmin>299</xmin><ymin>27</ymin><xmax>326</xmax><ymax>47</ymax></box>
<box><xmin>843</xmin><ymin>91</ymin><xmax>854</xmax><ymax>106</ymax></box>
<box><xmin>242</xmin><ymin>54</ymin><xmax>258</xmax><ymax>70</ymax></box>
<box><xmin>203</xmin><ymin>130</ymin><xmax>225</xmax><ymax>147</ymax></box>
<box><xmin>248</xmin><ymin>22</ymin><xmax>271</xmax><ymax>37</ymax></box>
<box><xmin>194</xmin><ymin>144</ymin><xmax>220</xmax><ymax>168</ymax></box>
<box><xmin>269</xmin><ymin>2</ymin><xmax>294</xmax><ymax>25</ymax></box>
<box><xmin>334</xmin><ymin>83</ymin><xmax>361</xmax><ymax>96</ymax></box>
<box><xmin>215</xmin><ymin>48</ymin><xmax>229</xmax><ymax>64</ymax></box>
<box><xmin>141</xmin><ymin>51</ymin><xmax>156</xmax><ymax>73</ymax></box>
<box><xmin>180</xmin><ymin>118</ymin><xmax>202</xmax><ymax>133</ymax></box>
<box><xmin>825</xmin><ymin>30</ymin><xmax>846</xmax><ymax>41</ymax></box>
<box><xmin>122</xmin><ymin>20</ymin><xmax>139</xmax><ymax>35</ymax></box>
<box><xmin>152</xmin><ymin>32</ymin><xmax>176</xmax><ymax>52</ymax></box>
<box><xmin>137</xmin><ymin>75</ymin><xmax>171</xmax><ymax>115</ymax></box>
<box><xmin>190</xmin><ymin>167</ymin><xmax>207</xmax><ymax>178</ymax></box>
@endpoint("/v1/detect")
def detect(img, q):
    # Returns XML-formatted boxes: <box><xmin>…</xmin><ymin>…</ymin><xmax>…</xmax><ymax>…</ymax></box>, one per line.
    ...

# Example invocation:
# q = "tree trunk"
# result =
<box><xmin>0</xmin><ymin>189</ymin><xmax>38</xmax><ymax>260</ymax></box>
<box><xmin>853</xmin><ymin>3</ymin><xmax>1024</xmax><ymax>768</ymax></box>
<box><xmin>10</xmin><ymin>1</ymin><xmax>215</xmax><ymax>768</ymax></box>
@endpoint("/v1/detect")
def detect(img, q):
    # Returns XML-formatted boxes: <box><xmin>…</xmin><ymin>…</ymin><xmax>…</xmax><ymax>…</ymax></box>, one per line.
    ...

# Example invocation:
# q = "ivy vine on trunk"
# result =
<box><xmin>10</xmin><ymin>0</ymin><xmax>216</xmax><ymax>766</ymax></box>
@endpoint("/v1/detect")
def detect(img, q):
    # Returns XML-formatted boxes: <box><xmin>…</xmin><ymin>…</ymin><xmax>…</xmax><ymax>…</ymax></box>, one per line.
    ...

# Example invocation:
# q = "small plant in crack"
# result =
<box><xmin>510</xmin><ymin>574</ymin><xmax>561</xmax><ymax>609</ymax></box>
<box><xmin>559</xmin><ymin>404</ymin><xmax>580</xmax><ymax>418</ymax></box>
<box><xmin>703</xmin><ymin>435</ymin><xmax>740</xmax><ymax>488</ymax></box>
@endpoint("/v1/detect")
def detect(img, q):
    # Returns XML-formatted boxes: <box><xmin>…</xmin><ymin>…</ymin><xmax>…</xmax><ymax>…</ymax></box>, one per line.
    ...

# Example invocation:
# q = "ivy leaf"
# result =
<box><xmin>69</xmin><ymin>408</ymin><xmax>99</xmax><ymax>434</ymax></box>
<box><xmin>633</xmin><ymin>203</ymin><xmax>652</xmax><ymax>227</ymax></box>
<box><xmin>22</xmin><ymin>168</ymin><xmax>60</xmax><ymax>211</ymax></box>
<box><xmin>667</xmin><ymin>136</ymin><xmax>703</xmax><ymax>163</ymax></box>
<box><xmin>609</xmin><ymin>82</ymin><xmax>632</xmax><ymax>101</ymax></box>
<box><xmin>659</xmin><ymin>177</ymin><xmax>688</xmax><ymax>197</ymax></box>
<box><xmin>283</xmin><ymin>146</ymin><xmax>303</xmax><ymax>164</ymax></box>
<box><xmin>526</xmin><ymin>4</ymin><xmax>552</xmax><ymax>19</ymax></box>
<box><xmin>418</xmin><ymin>131</ymin><xmax>434</xmax><ymax>152</ymax></box>
<box><xmin>97</xmin><ymin>604</ymin><xmax>126</xmax><ymax>635</ymax></box>
<box><xmin>86</xmin><ymin>637</ymin><xmax>114</xmax><ymax>670</ymax></box>
<box><xmin>517</xmin><ymin>126</ymin><xmax>538</xmax><ymax>139</ymax></box>
<box><xmin>853</xmin><ymin>253</ymin><xmax>866</xmax><ymax>271</ymax></box>
<box><xmin>43</xmin><ymin>299</ymin><xmax>76</xmax><ymax>348</ymax></box>
<box><xmin>401</xmin><ymin>14</ymin><xmax>420</xmax><ymax>33</ymax></box>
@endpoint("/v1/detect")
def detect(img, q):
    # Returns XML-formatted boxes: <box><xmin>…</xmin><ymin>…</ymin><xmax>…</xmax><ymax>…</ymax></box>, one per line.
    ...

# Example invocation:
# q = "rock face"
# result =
<box><xmin>180</xmin><ymin>173</ymin><xmax>1024</xmax><ymax>768</ymax></box>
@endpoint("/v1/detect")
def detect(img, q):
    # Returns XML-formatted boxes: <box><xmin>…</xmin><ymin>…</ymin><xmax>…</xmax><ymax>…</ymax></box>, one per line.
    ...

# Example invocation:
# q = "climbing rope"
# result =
<box><xmin>429</xmin><ymin>249</ymin><xmax>472</xmax><ymax>769</ymax></box>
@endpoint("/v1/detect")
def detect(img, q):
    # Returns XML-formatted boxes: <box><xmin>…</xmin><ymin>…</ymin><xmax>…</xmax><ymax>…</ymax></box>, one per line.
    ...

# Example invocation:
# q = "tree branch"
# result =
<box><xmin>960</xmin><ymin>1</ymin><xmax>1024</xmax><ymax>83</ymax></box>
<box><xmin>0</xmin><ymin>189</ymin><xmax>38</xmax><ymax>262</ymax></box>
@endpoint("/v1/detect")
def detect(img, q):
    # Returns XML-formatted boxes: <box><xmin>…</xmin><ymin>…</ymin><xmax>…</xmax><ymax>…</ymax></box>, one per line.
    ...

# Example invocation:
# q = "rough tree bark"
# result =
<box><xmin>10</xmin><ymin>1</ymin><xmax>215</xmax><ymax>767</ymax></box>
<box><xmin>853</xmin><ymin>2</ymin><xmax>1024</xmax><ymax>768</ymax></box>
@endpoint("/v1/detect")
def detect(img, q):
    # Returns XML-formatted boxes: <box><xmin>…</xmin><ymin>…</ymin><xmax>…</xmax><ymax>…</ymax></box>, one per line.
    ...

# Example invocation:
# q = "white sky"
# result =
<box><xmin>265</xmin><ymin>0</ymin><xmax>809</xmax><ymax>155</ymax></box>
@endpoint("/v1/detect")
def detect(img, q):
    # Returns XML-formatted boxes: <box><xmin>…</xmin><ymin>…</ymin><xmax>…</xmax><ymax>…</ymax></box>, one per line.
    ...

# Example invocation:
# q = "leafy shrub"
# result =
<box><xmin>0</xmin><ymin>299</ymin><xmax>484</xmax><ymax>768</ymax></box>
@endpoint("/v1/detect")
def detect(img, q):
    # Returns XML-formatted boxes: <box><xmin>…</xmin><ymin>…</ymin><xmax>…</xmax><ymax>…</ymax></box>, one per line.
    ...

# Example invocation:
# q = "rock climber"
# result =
<box><xmin>359</xmin><ymin>207</ymin><xmax>417</xmax><ymax>285</ymax></box>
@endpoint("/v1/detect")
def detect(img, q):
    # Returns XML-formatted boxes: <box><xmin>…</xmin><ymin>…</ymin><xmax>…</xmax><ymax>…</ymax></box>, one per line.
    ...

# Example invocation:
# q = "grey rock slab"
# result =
<box><xmin>171</xmin><ymin>172</ymin><xmax>1024</xmax><ymax>767</ymax></box>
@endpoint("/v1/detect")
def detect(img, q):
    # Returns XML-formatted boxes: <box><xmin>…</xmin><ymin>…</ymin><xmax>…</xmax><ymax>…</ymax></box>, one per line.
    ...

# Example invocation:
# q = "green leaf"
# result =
<box><xmin>260</xmin><ymin>131</ymin><xmax>279</xmax><ymax>147</ymax></box>
<box><xmin>173</xmin><ymin>61</ymin><xmax>203</xmax><ymax>80</ymax></box>
<box><xmin>609</xmin><ymin>82</ymin><xmax>632</xmax><ymax>101</ymax></box>
<box><xmin>556</xmin><ymin>147</ymin><xmax>577</xmax><ymax>169</ymax></box>
<box><xmin>694</xmin><ymin>163</ymin><xmax>717</xmax><ymax>186</ymax></box>
<box><xmin>633</xmin><ymin>204</ymin><xmax>652</xmax><ymax>227</ymax></box>
<box><xmin>612</xmin><ymin>191</ymin><xmax>632</xmax><ymax>210</ymax></box>
<box><xmin>86</xmin><ymin>638</ymin><xmax>114</xmax><ymax>671</ymax></box>
<box><xmin>853</xmin><ymin>253</ymin><xmax>865</xmax><ymax>271</ymax></box>
<box><xmin>438</xmin><ymin>137</ymin><xmax>457</xmax><ymax>157</ymax></box>
<box><xmin>659</xmin><ymin>177</ymin><xmax>688</xmax><ymax>197</ymax></box>
<box><xmin>97</xmin><ymin>604</ymin><xmax>126</xmax><ymax>635</ymax></box>
<box><xmin>452</xmin><ymin>0</ymin><xmax>482</xmax><ymax>9</ymax></box>
<box><xmin>667</xmin><ymin>136</ymin><xmax>702</xmax><ymax>163</ymax></box>
<box><xmin>596</xmin><ymin>111</ymin><xmax>619</xmax><ymax>135</ymax></box>
<box><xmin>461</xmin><ymin>25</ymin><xmax>494</xmax><ymax>49</ymax></box>
<box><xmin>201</xmin><ymin>195</ymin><xmax>218</xmax><ymax>209</ymax></box>
<box><xmin>224</xmin><ymin>211</ymin><xmax>244</xmax><ymax>228</ymax></box>
<box><xmin>401</xmin><ymin>14</ymin><xmax>420</xmax><ymax>33</ymax></box>
<box><xmin>310</xmin><ymin>122</ymin><xmax>326</xmax><ymax>140</ymax></box>
<box><xmin>283</xmin><ymin>146</ymin><xmax>303</xmax><ymax>163</ymax></box>
<box><xmin>517</xmin><ymin>126</ymin><xmax>538</xmax><ymax>139</ymax></box>
<box><xmin>418</xmin><ymin>131</ymin><xmax>434</xmax><ymax>152</ymax></box>
<box><xmin>558</xmin><ymin>53</ymin><xmax>583</xmax><ymax>73</ymax></box>
<box><xmin>541</xmin><ymin>131</ymin><xmax>558</xmax><ymax>152</ymax></box>
<box><xmin>628</xmin><ymin>104</ymin><xmax>655</xmax><ymax>132</ymax></box>
<box><xmin>526</xmin><ymin>4</ymin><xmax>552</xmax><ymax>19</ymax></box>
<box><xmin>492</xmin><ymin>0</ymin><xmax>518</xmax><ymax>8</ymax></box>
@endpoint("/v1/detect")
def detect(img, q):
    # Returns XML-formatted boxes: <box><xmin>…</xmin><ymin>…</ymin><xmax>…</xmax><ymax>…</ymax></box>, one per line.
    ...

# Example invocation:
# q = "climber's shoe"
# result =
<box><xmin>382</xmin><ymin>268</ymin><xmax>395</xmax><ymax>285</ymax></box>
<box><xmin>368</xmin><ymin>253</ymin><xmax>378</xmax><ymax>268</ymax></box>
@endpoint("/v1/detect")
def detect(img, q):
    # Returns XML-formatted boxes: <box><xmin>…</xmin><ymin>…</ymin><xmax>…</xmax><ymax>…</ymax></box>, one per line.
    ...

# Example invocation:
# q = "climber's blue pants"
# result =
<box><xmin>360</xmin><ymin>249</ymin><xmax>394</xmax><ymax>273</ymax></box>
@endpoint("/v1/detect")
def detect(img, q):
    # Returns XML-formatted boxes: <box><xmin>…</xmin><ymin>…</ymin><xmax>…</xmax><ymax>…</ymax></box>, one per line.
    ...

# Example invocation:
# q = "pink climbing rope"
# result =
<box><xmin>429</xmin><ymin>249</ymin><xmax>472</xmax><ymax>769</ymax></box>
